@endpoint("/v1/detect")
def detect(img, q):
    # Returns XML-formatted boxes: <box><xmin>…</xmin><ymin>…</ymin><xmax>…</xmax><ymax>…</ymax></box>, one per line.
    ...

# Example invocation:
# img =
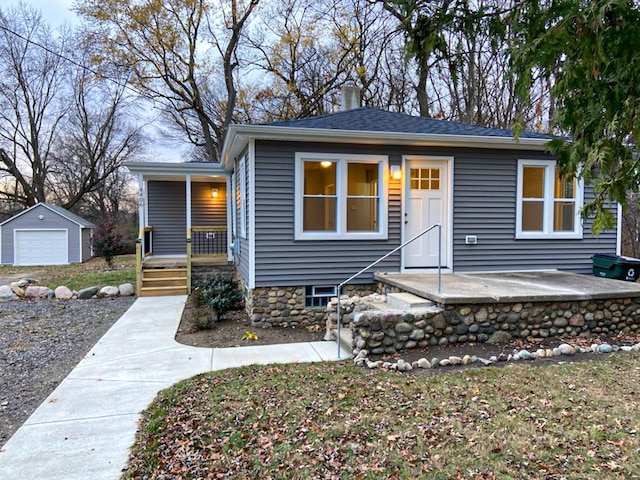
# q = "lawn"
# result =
<box><xmin>0</xmin><ymin>255</ymin><xmax>136</xmax><ymax>291</ymax></box>
<box><xmin>123</xmin><ymin>354</ymin><xmax>640</xmax><ymax>479</ymax></box>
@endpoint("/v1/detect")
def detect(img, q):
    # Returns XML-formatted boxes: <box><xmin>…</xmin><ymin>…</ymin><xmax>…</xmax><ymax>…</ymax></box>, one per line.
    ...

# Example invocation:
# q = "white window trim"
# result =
<box><xmin>239</xmin><ymin>154</ymin><xmax>247</xmax><ymax>239</ymax></box>
<box><xmin>516</xmin><ymin>159</ymin><xmax>584</xmax><ymax>240</ymax></box>
<box><xmin>294</xmin><ymin>152</ymin><xmax>388</xmax><ymax>240</ymax></box>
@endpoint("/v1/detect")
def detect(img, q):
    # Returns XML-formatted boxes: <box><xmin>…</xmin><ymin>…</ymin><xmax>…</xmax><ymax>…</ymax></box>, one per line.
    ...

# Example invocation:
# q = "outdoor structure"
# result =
<box><xmin>128</xmin><ymin>105</ymin><xmax>621</xmax><ymax>322</ymax></box>
<box><xmin>124</xmin><ymin>161</ymin><xmax>231</xmax><ymax>297</ymax></box>
<box><xmin>0</xmin><ymin>203</ymin><xmax>95</xmax><ymax>266</ymax></box>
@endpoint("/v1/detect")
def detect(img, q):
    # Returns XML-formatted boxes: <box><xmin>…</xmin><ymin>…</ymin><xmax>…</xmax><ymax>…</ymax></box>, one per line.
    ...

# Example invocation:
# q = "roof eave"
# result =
<box><xmin>221</xmin><ymin>124</ymin><xmax>551</xmax><ymax>167</ymax></box>
<box><xmin>124</xmin><ymin>161</ymin><xmax>228</xmax><ymax>177</ymax></box>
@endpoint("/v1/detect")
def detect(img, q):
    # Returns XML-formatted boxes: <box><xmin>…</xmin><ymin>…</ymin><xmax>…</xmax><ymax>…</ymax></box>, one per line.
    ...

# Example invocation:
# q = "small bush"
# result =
<box><xmin>196</xmin><ymin>275</ymin><xmax>243</xmax><ymax>323</ymax></box>
<box><xmin>92</xmin><ymin>219</ymin><xmax>127</xmax><ymax>268</ymax></box>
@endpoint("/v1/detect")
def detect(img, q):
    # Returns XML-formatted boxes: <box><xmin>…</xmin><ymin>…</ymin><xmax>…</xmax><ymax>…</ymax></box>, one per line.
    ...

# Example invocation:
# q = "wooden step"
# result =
<box><xmin>142</xmin><ymin>277</ymin><xmax>187</xmax><ymax>288</ymax></box>
<box><xmin>143</xmin><ymin>268</ymin><xmax>187</xmax><ymax>279</ymax></box>
<box><xmin>139</xmin><ymin>286</ymin><xmax>188</xmax><ymax>297</ymax></box>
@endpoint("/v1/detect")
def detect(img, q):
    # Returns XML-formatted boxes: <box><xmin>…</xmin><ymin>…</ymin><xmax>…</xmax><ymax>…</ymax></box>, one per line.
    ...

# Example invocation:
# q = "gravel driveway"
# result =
<box><xmin>0</xmin><ymin>296</ymin><xmax>136</xmax><ymax>447</ymax></box>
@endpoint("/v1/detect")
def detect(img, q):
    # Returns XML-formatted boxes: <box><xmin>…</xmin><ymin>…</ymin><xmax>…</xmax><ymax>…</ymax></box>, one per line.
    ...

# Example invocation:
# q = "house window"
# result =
<box><xmin>305</xmin><ymin>285</ymin><xmax>337</xmax><ymax>308</ymax></box>
<box><xmin>516</xmin><ymin>159</ymin><xmax>583</xmax><ymax>239</ymax></box>
<box><xmin>295</xmin><ymin>153</ymin><xmax>388</xmax><ymax>240</ymax></box>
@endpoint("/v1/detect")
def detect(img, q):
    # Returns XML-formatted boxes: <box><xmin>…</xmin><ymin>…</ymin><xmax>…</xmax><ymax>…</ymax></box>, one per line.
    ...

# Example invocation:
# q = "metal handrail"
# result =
<box><xmin>335</xmin><ymin>223</ymin><xmax>442</xmax><ymax>359</ymax></box>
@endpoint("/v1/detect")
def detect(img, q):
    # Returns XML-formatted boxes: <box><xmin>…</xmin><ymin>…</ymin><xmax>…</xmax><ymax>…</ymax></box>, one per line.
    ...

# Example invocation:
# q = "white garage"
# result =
<box><xmin>14</xmin><ymin>230</ymin><xmax>69</xmax><ymax>266</ymax></box>
<box><xmin>0</xmin><ymin>203</ymin><xmax>95</xmax><ymax>266</ymax></box>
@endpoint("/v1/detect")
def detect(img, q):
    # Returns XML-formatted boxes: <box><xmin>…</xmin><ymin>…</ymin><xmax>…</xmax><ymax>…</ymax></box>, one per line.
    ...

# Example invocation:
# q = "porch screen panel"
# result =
<box><xmin>303</xmin><ymin>161</ymin><xmax>336</xmax><ymax>231</ymax></box>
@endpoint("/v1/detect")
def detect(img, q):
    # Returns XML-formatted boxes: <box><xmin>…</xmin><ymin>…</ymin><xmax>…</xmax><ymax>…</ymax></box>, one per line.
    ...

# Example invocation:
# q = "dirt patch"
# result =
<box><xmin>175</xmin><ymin>296</ymin><xmax>325</xmax><ymax>348</ymax></box>
<box><xmin>0</xmin><ymin>296</ymin><xmax>136</xmax><ymax>447</ymax></box>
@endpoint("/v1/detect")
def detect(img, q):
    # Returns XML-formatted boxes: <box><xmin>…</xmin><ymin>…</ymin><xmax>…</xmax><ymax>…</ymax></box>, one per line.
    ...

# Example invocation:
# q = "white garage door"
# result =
<box><xmin>15</xmin><ymin>230</ymin><xmax>68</xmax><ymax>266</ymax></box>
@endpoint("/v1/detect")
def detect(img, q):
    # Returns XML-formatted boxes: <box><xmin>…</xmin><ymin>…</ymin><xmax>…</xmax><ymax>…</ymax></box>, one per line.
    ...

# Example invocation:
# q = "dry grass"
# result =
<box><xmin>122</xmin><ymin>353</ymin><xmax>640</xmax><ymax>479</ymax></box>
<box><xmin>0</xmin><ymin>255</ymin><xmax>136</xmax><ymax>290</ymax></box>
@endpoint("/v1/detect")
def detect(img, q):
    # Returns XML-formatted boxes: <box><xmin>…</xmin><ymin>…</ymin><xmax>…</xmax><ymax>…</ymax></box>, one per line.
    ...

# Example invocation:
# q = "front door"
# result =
<box><xmin>404</xmin><ymin>158</ymin><xmax>450</xmax><ymax>268</ymax></box>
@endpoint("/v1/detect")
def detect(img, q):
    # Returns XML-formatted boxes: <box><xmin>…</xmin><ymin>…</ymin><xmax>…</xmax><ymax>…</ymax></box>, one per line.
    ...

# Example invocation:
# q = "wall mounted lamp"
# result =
<box><xmin>390</xmin><ymin>165</ymin><xmax>402</xmax><ymax>180</ymax></box>
<box><xmin>211</xmin><ymin>187</ymin><xmax>219</xmax><ymax>198</ymax></box>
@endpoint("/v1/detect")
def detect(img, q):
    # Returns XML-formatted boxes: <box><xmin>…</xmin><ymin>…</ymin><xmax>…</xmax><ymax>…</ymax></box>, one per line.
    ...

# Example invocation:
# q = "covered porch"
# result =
<box><xmin>125</xmin><ymin>161</ymin><xmax>232</xmax><ymax>297</ymax></box>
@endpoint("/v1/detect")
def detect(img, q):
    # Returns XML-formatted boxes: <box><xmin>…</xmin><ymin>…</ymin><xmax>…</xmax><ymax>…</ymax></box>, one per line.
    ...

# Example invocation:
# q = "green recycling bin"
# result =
<box><xmin>592</xmin><ymin>253</ymin><xmax>640</xmax><ymax>281</ymax></box>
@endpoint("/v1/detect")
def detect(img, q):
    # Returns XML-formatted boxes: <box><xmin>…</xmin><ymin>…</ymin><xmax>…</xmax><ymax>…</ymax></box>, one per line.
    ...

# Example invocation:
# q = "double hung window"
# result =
<box><xmin>516</xmin><ymin>159</ymin><xmax>583</xmax><ymax>239</ymax></box>
<box><xmin>295</xmin><ymin>153</ymin><xmax>388</xmax><ymax>240</ymax></box>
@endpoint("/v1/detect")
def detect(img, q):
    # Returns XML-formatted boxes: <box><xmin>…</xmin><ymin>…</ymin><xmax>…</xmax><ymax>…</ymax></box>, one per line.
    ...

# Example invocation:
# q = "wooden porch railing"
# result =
<box><xmin>135</xmin><ymin>227</ymin><xmax>152</xmax><ymax>294</ymax></box>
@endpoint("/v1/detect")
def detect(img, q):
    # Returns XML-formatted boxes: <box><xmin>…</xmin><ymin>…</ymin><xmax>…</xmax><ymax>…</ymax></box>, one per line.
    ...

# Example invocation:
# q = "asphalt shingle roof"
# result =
<box><xmin>263</xmin><ymin>107</ymin><xmax>550</xmax><ymax>140</ymax></box>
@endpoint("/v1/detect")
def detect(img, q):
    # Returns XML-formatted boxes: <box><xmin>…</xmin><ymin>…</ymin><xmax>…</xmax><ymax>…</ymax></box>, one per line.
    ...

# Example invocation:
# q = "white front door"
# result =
<box><xmin>404</xmin><ymin>158</ymin><xmax>450</xmax><ymax>268</ymax></box>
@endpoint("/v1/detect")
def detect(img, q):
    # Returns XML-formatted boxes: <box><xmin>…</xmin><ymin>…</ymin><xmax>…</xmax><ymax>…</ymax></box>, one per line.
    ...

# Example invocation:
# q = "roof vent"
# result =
<box><xmin>340</xmin><ymin>85</ymin><xmax>361</xmax><ymax>111</ymax></box>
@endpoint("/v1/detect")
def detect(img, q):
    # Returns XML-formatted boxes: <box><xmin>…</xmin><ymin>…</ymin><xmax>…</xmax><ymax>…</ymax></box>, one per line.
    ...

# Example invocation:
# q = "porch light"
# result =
<box><xmin>390</xmin><ymin>165</ymin><xmax>402</xmax><ymax>180</ymax></box>
<box><xmin>320</xmin><ymin>161</ymin><xmax>332</xmax><ymax>168</ymax></box>
<box><xmin>211</xmin><ymin>187</ymin><xmax>219</xmax><ymax>198</ymax></box>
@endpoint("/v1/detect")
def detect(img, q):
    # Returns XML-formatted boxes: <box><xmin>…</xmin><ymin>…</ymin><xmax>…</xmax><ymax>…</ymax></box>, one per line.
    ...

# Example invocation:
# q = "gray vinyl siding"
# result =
<box><xmin>253</xmin><ymin>141</ymin><xmax>402</xmax><ymax>287</ymax></box>
<box><xmin>251</xmin><ymin>141</ymin><xmax>617</xmax><ymax>287</ymax></box>
<box><xmin>452</xmin><ymin>152</ymin><xmax>617</xmax><ymax>274</ymax></box>
<box><xmin>148</xmin><ymin>181</ymin><xmax>186</xmax><ymax>256</ymax></box>
<box><xmin>191</xmin><ymin>182</ymin><xmax>226</xmax><ymax>227</ymax></box>
<box><xmin>0</xmin><ymin>204</ymin><xmax>82</xmax><ymax>264</ymax></box>
<box><xmin>82</xmin><ymin>228</ymin><xmax>93</xmax><ymax>261</ymax></box>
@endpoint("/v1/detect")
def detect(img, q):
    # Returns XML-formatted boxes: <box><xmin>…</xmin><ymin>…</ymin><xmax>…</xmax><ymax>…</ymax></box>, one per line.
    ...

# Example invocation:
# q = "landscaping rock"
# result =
<box><xmin>100</xmin><ymin>286</ymin><xmax>120</xmax><ymax>297</ymax></box>
<box><xmin>487</xmin><ymin>331</ymin><xmax>512</xmax><ymax>344</ymax></box>
<box><xmin>0</xmin><ymin>285</ymin><xmax>18</xmax><ymax>302</ymax></box>
<box><xmin>77</xmin><ymin>286</ymin><xmax>99</xmax><ymax>300</ymax></box>
<box><xmin>417</xmin><ymin>358</ymin><xmax>430</xmax><ymax>368</ymax></box>
<box><xmin>24</xmin><ymin>285</ymin><xmax>50</xmax><ymax>299</ymax></box>
<box><xmin>10</xmin><ymin>284</ymin><xmax>24</xmax><ymax>297</ymax></box>
<box><xmin>558</xmin><ymin>343</ymin><xmax>576</xmax><ymax>356</ymax></box>
<box><xmin>598</xmin><ymin>344</ymin><xmax>613</xmax><ymax>353</ymax></box>
<box><xmin>119</xmin><ymin>283</ymin><xmax>135</xmax><ymax>297</ymax></box>
<box><xmin>54</xmin><ymin>286</ymin><xmax>73</xmax><ymax>300</ymax></box>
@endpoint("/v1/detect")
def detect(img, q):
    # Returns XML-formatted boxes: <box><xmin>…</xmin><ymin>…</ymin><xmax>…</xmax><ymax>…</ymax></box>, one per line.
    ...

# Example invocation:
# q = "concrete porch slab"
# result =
<box><xmin>376</xmin><ymin>271</ymin><xmax>640</xmax><ymax>304</ymax></box>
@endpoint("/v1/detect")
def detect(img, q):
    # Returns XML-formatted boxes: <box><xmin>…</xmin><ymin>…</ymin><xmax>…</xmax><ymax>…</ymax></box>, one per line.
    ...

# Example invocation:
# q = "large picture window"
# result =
<box><xmin>516</xmin><ymin>159</ymin><xmax>583</xmax><ymax>239</ymax></box>
<box><xmin>295</xmin><ymin>153</ymin><xmax>388</xmax><ymax>240</ymax></box>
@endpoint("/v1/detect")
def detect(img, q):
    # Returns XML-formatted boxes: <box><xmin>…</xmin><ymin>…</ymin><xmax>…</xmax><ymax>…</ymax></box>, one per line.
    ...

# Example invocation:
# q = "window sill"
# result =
<box><xmin>295</xmin><ymin>232</ymin><xmax>388</xmax><ymax>241</ymax></box>
<box><xmin>516</xmin><ymin>232</ymin><xmax>583</xmax><ymax>240</ymax></box>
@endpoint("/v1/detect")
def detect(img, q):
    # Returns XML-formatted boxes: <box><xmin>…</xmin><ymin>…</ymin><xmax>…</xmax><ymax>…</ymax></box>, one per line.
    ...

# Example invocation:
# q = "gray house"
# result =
<box><xmin>0</xmin><ymin>203</ymin><xmax>95</xmax><ymax>266</ymax></box>
<box><xmin>128</xmin><ymin>107</ymin><xmax>619</xmax><ymax>318</ymax></box>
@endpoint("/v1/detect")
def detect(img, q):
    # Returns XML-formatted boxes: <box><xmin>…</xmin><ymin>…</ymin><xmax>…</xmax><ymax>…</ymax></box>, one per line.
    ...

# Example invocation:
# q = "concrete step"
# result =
<box><xmin>386</xmin><ymin>292</ymin><xmax>434</xmax><ymax>310</ymax></box>
<box><xmin>337</xmin><ymin>327</ymin><xmax>353</xmax><ymax>355</ymax></box>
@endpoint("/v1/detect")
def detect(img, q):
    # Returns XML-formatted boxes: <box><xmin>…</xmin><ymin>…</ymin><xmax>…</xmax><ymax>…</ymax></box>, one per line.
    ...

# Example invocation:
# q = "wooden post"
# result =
<box><xmin>186</xmin><ymin>228</ymin><xmax>192</xmax><ymax>294</ymax></box>
<box><xmin>135</xmin><ymin>231</ymin><xmax>143</xmax><ymax>295</ymax></box>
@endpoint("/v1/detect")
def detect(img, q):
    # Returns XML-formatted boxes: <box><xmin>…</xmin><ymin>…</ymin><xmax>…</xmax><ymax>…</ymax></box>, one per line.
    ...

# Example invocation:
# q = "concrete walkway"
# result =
<box><xmin>0</xmin><ymin>296</ymin><xmax>348</xmax><ymax>480</ymax></box>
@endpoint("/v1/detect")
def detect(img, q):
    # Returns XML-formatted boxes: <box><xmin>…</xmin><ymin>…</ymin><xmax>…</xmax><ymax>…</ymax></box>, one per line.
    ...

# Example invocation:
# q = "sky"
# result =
<box><xmin>0</xmin><ymin>0</ymin><xmax>78</xmax><ymax>26</ymax></box>
<box><xmin>0</xmin><ymin>0</ymin><xmax>194</xmax><ymax>163</ymax></box>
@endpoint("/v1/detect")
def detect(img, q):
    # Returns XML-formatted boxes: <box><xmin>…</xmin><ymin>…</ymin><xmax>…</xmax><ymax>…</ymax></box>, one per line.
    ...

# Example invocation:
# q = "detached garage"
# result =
<box><xmin>0</xmin><ymin>203</ymin><xmax>95</xmax><ymax>266</ymax></box>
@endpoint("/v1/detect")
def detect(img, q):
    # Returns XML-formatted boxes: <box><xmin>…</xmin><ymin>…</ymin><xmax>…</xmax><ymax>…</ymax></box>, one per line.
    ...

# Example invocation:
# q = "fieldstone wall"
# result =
<box><xmin>342</xmin><ymin>295</ymin><xmax>640</xmax><ymax>356</ymax></box>
<box><xmin>245</xmin><ymin>284</ymin><xmax>376</xmax><ymax>328</ymax></box>
<box><xmin>192</xmin><ymin>263</ymin><xmax>237</xmax><ymax>284</ymax></box>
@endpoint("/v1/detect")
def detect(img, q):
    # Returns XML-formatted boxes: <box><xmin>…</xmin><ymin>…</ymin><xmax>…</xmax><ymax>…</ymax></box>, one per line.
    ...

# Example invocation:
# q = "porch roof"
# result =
<box><xmin>124</xmin><ymin>161</ymin><xmax>228</xmax><ymax>181</ymax></box>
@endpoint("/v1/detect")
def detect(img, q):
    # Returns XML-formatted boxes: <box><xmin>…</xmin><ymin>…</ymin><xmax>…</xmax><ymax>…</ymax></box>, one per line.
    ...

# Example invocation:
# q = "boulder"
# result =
<box><xmin>54</xmin><ymin>286</ymin><xmax>73</xmax><ymax>300</ymax></box>
<box><xmin>100</xmin><ymin>286</ymin><xmax>120</xmax><ymax>297</ymax></box>
<box><xmin>486</xmin><ymin>331</ymin><xmax>512</xmax><ymax>344</ymax></box>
<box><xmin>24</xmin><ymin>285</ymin><xmax>50</xmax><ymax>299</ymax></box>
<box><xmin>0</xmin><ymin>285</ymin><xmax>18</xmax><ymax>302</ymax></box>
<box><xmin>118</xmin><ymin>283</ymin><xmax>135</xmax><ymax>297</ymax></box>
<box><xmin>10</xmin><ymin>284</ymin><xmax>25</xmax><ymax>297</ymax></box>
<box><xmin>77</xmin><ymin>286</ymin><xmax>99</xmax><ymax>300</ymax></box>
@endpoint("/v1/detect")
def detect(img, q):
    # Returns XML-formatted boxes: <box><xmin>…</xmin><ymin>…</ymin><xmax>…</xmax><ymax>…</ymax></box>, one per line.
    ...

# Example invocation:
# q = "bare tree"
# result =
<box><xmin>76</xmin><ymin>0</ymin><xmax>260</xmax><ymax>162</ymax></box>
<box><xmin>0</xmin><ymin>4</ymin><xmax>69</xmax><ymax>207</ymax></box>
<box><xmin>48</xmin><ymin>33</ymin><xmax>147</xmax><ymax>212</ymax></box>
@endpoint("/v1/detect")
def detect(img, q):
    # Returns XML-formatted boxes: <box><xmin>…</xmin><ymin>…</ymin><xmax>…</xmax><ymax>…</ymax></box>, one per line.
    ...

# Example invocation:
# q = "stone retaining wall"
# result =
<box><xmin>245</xmin><ymin>284</ymin><xmax>376</xmax><ymax>328</ymax></box>
<box><xmin>329</xmin><ymin>294</ymin><xmax>640</xmax><ymax>356</ymax></box>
